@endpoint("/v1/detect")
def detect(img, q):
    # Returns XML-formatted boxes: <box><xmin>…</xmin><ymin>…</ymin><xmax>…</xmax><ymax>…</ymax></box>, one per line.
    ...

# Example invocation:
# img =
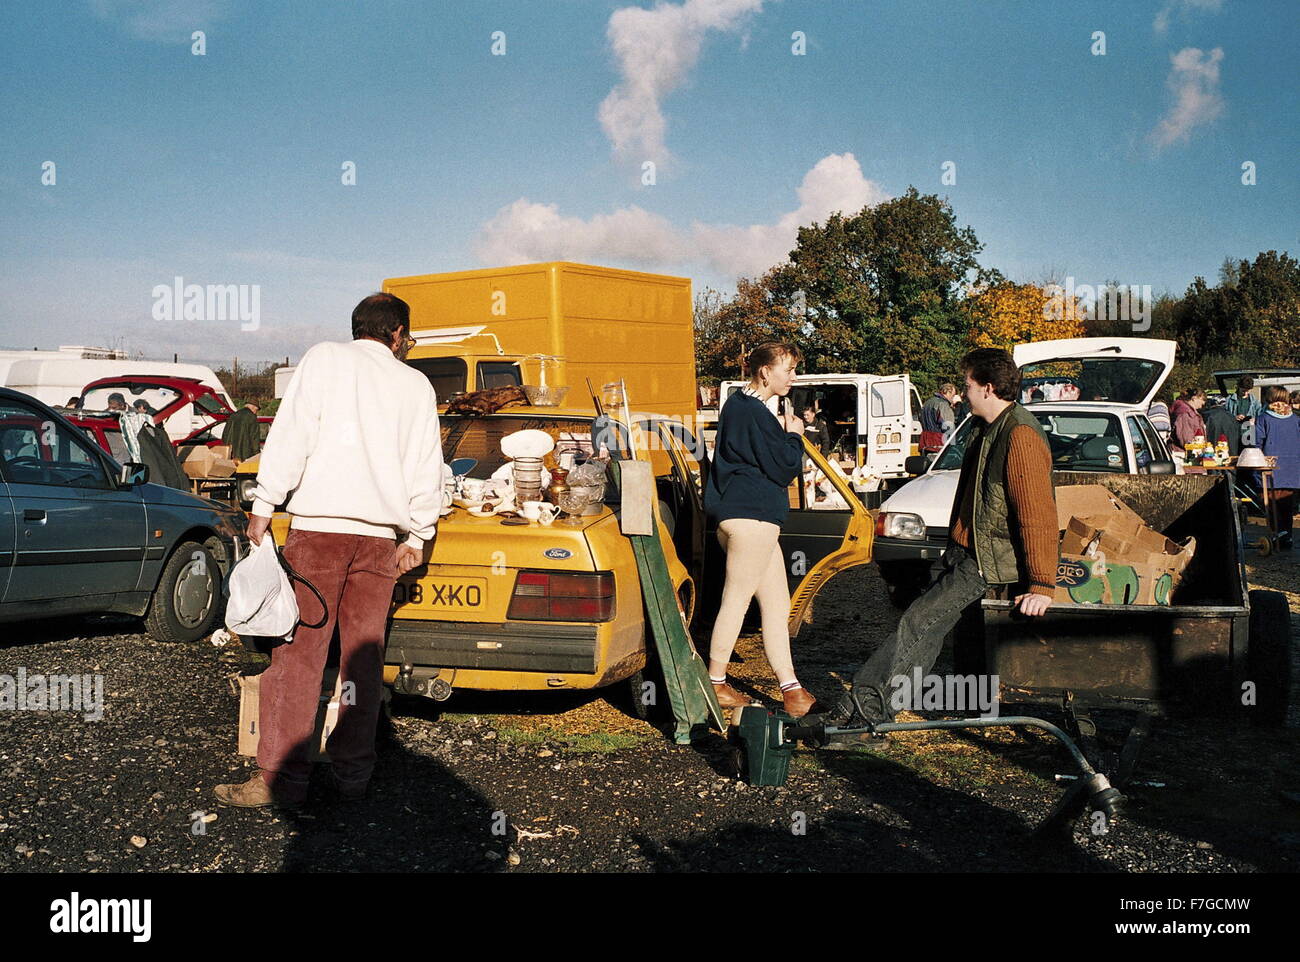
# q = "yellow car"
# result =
<box><xmin>239</xmin><ymin>403</ymin><xmax>875</xmax><ymax>705</ymax></box>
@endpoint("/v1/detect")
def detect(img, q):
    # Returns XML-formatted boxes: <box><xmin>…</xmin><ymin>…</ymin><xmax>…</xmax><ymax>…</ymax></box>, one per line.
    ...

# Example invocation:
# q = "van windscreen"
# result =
<box><xmin>407</xmin><ymin>357</ymin><xmax>468</xmax><ymax>402</ymax></box>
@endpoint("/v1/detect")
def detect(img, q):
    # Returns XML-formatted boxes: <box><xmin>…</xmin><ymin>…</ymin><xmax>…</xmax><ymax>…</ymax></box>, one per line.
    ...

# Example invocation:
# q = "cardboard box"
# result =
<box><xmin>237</xmin><ymin>669</ymin><xmax>341</xmax><ymax>762</ymax></box>
<box><xmin>182</xmin><ymin>444</ymin><xmax>237</xmax><ymax>479</ymax></box>
<box><xmin>1053</xmin><ymin>485</ymin><xmax>1195</xmax><ymax>606</ymax></box>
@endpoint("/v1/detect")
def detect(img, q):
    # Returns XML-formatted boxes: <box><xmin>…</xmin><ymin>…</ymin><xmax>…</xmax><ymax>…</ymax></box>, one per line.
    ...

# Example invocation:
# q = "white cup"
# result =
<box><xmin>521</xmin><ymin>500</ymin><xmax>558</xmax><ymax>524</ymax></box>
<box><xmin>461</xmin><ymin>479</ymin><xmax>486</xmax><ymax>502</ymax></box>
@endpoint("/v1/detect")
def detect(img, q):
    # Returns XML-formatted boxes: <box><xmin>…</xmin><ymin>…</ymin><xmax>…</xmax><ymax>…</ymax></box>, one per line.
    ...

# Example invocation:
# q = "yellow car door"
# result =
<box><xmin>676</xmin><ymin>423</ymin><xmax>874</xmax><ymax>639</ymax></box>
<box><xmin>780</xmin><ymin>439</ymin><xmax>875</xmax><ymax>636</ymax></box>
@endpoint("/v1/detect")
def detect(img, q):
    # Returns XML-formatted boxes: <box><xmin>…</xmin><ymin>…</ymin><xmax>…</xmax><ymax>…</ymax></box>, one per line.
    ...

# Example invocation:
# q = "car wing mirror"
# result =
<box><xmin>1147</xmin><ymin>459</ymin><xmax>1177</xmax><ymax>475</ymax></box>
<box><xmin>119</xmin><ymin>462</ymin><xmax>149</xmax><ymax>486</ymax></box>
<box><xmin>905</xmin><ymin>454</ymin><xmax>929</xmax><ymax>476</ymax></box>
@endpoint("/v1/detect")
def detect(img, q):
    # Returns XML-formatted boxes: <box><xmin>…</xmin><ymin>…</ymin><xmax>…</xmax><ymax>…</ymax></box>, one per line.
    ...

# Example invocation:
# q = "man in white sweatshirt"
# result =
<box><xmin>216</xmin><ymin>292</ymin><xmax>443</xmax><ymax>809</ymax></box>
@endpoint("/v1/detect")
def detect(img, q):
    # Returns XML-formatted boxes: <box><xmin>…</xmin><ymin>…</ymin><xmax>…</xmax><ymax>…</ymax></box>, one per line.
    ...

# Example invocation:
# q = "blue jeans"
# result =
<box><xmin>848</xmin><ymin>544</ymin><xmax>990</xmax><ymax>724</ymax></box>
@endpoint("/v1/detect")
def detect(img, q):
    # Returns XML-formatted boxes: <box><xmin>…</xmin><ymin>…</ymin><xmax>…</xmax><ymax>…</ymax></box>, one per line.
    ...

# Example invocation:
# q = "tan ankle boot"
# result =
<box><xmin>711</xmin><ymin>681</ymin><xmax>752</xmax><ymax>709</ymax></box>
<box><xmin>782</xmin><ymin>686</ymin><xmax>817</xmax><ymax>718</ymax></box>
<box><xmin>214</xmin><ymin>772</ymin><xmax>304</xmax><ymax>810</ymax></box>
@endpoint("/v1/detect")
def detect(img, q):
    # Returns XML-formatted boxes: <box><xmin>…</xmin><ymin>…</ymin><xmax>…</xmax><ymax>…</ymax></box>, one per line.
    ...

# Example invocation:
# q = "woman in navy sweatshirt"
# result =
<box><xmin>704</xmin><ymin>342</ymin><xmax>817</xmax><ymax>717</ymax></box>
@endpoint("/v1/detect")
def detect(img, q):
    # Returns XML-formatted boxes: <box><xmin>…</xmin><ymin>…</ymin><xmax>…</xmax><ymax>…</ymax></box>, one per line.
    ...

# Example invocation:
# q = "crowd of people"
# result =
<box><xmin>1156</xmin><ymin>375</ymin><xmax>1299</xmax><ymax>551</ymax></box>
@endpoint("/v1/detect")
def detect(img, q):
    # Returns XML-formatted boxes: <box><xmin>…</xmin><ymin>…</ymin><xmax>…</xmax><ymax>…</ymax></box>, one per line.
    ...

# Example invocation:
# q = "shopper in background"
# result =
<box><xmin>1226</xmin><ymin>376</ymin><xmax>1263</xmax><ymax>446</ymax></box>
<box><xmin>1147</xmin><ymin>392</ymin><xmax>1172</xmax><ymax>444</ymax></box>
<box><xmin>801</xmin><ymin>403</ymin><xmax>830</xmax><ymax>456</ymax></box>
<box><xmin>1257</xmin><ymin>385</ymin><xmax>1299</xmax><ymax>551</ymax></box>
<box><xmin>920</xmin><ymin>383</ymin><xmax>958</xmax><ymax>453</ymax></box>
<box><xmin>225</xmin><ymin>400</ymin><xmax>262</xmax><ymax>464</ymax></box>
<box><xmin>1203</xmin><ymin>395</ymin><xmax>1241</xmax><ymax>457</ymax></box>
<box><xmin>1169</xmin><ymin>387</ymin><xmax>1207</xmax><ymax>454</ymax></box>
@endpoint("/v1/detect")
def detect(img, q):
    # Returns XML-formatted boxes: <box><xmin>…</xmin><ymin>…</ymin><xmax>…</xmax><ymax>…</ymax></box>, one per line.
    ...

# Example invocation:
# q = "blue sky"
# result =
<box><xmin>1</xmin><ymin>0</ymin><xmax>1296</xmax><ymax>366</ymax></box>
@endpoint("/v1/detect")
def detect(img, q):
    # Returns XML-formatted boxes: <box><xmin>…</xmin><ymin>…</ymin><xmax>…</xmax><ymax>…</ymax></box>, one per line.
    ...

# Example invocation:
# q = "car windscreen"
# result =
<box><xmin>1036</xmin><ymin>412</ymin><xmax>1127</xmax><ymax>471</ymax></box>
<box><xmin>82</xmin><ymin>383</ymin><xmax>180</xmax><ymax>414</ymax></box>
<box><xmin>440</xmin><ymin>415</ymin><xmax>628</xmax><ymax>479</ymax></box>
<box><xmin>932</xmin><ymin>416</ymin><xmax>976</xmax><ymax>471</ymax></box>
<box><xmin>931</xmin><ymin>411</ymin><xmax>1126</xmax><ymax>473</ymax></box>
<box><xmin>1019</xmin><ymin>357</ymin><xmax>1163</xmax><ymax>405</ymax></box>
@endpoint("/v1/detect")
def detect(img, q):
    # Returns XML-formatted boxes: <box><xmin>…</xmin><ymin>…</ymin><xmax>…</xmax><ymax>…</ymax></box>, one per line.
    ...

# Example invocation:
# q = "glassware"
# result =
<box><xmin>557</xmin><ymin>488</ymin><xmax>594</xmax><ymax>526</ymax></box>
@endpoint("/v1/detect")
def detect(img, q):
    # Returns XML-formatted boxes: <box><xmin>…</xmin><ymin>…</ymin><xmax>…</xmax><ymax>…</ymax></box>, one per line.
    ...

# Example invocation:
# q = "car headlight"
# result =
<box><xmin>875</xmin><ymin>511</ymin><xmax>926</xmax><ymax>539</ymax></box>
<box><xmin>238</xmin><ymin>477</ymin><xmax>257</xmax><ymax>504</ymax></box>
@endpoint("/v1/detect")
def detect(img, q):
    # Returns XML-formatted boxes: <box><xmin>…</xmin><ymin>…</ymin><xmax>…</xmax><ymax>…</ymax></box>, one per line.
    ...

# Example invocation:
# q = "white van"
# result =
<box><xmin>719</xmin><ymin>373</ymin><xmax>922</xmax><ymax>499</ymax></box>
<box><xmin>0</xmin><ymin>352</ymin><xmax>235</xmax><ymax>439</ymax></box>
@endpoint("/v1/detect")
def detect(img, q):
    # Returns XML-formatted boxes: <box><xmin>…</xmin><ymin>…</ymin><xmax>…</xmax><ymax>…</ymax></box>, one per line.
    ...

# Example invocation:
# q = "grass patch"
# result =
<box><xmin>790</xmin><ymin>752</ymin><xmax>824</xmax><ymax>773</ymax></box>
<box><xmin>496</xmin><ymin>724</ymin><xmax>651</xmax><ymax>753</ymax></box>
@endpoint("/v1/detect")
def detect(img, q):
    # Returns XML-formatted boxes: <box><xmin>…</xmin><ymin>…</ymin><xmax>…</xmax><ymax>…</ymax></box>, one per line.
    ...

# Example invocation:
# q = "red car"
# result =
<box><xmin>63</xmin><ymin>375</ymin><xmax>272</xmax><ymax>460</ymax></box>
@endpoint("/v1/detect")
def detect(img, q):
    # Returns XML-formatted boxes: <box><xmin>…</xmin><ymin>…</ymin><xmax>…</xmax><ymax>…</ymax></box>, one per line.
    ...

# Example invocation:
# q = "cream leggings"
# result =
<box><xmin>708</xmin><ymin>518</ymin><xmax>796</xmax><ymax>685</ymax></box>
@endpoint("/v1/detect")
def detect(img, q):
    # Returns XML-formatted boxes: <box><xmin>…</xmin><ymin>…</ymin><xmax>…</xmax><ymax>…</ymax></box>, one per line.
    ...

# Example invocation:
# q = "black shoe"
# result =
<box><xmin>1279</xmin><ymin>533</ymin><xmax>1293</xmax><ymax>552</ymax></box>
<box><xmin>818</xmin><ymin>727</ymin><xmax>893</xmax><ymax>753</ymax></box>
<box><xmin>794</xmin><ymin>694</ymin><xmax>855</xmax><ymax>734</ymax></box>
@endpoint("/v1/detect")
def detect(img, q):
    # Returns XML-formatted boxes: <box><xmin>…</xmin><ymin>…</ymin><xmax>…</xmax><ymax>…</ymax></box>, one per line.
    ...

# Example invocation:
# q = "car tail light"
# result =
<box><xmin>507</xmin><ymin>570</ymin><xmax>616</xmax><ymax>622</ymax></box>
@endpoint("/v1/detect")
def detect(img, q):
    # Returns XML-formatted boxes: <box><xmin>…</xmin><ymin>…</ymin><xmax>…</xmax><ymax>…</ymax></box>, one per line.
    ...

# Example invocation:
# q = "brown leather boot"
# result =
<box><xmin>781</xmin><ymin>686</ymin><xmax>818</xmax><ymax>719</ymax></box>
<box><xmin>711</xmin><ymin>681</ymin><xmax>753</xmax><ymax>709</ymax></box>
<box><xmin>214</xmin><ymin>772</ymin><xmax>304</xmax><ymax>810</ymax></box>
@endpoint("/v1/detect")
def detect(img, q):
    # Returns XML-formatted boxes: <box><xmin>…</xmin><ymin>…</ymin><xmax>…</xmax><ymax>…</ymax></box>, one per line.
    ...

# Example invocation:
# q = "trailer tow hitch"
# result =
<box><xmin>732</xmin><ymin>706</ymin><xmax>1125</xmax><ymax>837</ymax></box>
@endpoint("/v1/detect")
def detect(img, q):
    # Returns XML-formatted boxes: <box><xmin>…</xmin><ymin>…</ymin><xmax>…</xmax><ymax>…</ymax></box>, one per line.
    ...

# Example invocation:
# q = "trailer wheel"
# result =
<box><xmin>1247</xmin><ymin>589</ymin><xmax>1291</xmax><ymax>727</ymax></box>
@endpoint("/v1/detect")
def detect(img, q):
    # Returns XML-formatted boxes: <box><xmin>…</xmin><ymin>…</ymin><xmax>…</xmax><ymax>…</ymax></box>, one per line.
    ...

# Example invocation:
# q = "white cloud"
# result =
<box><xmin>598</xmin><ymin>0</ymin><xmax>766</xmax><ymax>163</ymax></box>
<box><xmin>1154</xmin><ymin>0</ymin><xmax>1224</xmax><ymax>34</ymax></box>
<box><xmin>474</xmin><ymin>152</ymin><xmax>887</xmax><ymax>280</ymax></box>
<box><xmin>89</xmin><ymin>0</ymin><xmax>229</xmax><ymax>43</ymax></box>
<box><xmin>1149</xmin><ymin>47</ymin><xmax>1225</xmax><ymax>149</ymax></box>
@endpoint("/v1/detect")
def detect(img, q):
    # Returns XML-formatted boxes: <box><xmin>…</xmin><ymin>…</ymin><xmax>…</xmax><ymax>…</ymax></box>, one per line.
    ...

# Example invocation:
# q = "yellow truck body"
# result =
<box><xmin>383</xmin><ymin>261</ymin><xmax>696</xmax><ymax>419</ymax></box>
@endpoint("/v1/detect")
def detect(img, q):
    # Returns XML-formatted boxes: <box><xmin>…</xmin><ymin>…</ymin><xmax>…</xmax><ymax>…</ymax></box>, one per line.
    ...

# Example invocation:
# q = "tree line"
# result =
<box><xmin>694</xmin><ymin>187</ymin><xmax>1299</xmax><ymax>396</ymax></box>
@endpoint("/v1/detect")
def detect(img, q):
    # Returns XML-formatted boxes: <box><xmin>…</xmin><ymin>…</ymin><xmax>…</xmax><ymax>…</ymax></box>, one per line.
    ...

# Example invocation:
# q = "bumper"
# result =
<box><xmin>385</xmin><ymin>619</ymin><xmax>600</xmax><ymax>675</ymax></box>
<box><xmin>873</xmin><ymin>534</ymin><xmax>947</xmax><ymax>565</ymax></box>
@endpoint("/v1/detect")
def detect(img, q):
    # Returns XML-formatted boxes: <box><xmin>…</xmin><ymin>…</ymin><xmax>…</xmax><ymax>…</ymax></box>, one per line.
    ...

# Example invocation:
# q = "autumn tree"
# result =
<box><xmin>967</xmin><ymin>281</ymin><xmax>1085</xmax><ymax>351</ymax></box>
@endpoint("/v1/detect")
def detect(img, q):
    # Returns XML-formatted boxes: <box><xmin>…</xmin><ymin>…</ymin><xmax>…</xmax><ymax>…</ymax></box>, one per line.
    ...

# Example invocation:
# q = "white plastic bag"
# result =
<box><xmin>224</xmin><ymin>535</ymin><xmax>299</xmax><ymax>641</ymax></box>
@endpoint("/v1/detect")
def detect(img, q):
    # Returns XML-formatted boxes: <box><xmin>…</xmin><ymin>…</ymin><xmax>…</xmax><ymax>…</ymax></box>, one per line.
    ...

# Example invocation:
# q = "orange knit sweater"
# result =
<box><xmin>952</xmin><ymin>423</ymin><xmax>1057</xmax><ymax>595</ymax></box>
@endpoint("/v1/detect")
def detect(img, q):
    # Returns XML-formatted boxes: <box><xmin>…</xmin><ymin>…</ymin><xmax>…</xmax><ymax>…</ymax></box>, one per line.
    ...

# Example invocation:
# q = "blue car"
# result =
<box><xmin>0</xmin><ymin>387</ymin><xmax>247</xmax><ymax>642</ymax></box>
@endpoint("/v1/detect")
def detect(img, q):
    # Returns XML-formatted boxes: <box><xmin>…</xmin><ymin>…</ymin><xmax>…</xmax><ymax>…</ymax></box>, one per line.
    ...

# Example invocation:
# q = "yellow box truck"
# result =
<box><xmin>383</xmin><ymin>261</ymin><xmax>696</xmax><ymax>419</ymax></box>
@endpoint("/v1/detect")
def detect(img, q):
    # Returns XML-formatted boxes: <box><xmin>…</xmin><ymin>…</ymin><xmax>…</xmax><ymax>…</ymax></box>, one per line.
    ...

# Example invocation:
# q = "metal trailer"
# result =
<box><xmin>958</xmin><ymin>470</ymin><xmax>1292</xmax><ymax>786</ymax></box>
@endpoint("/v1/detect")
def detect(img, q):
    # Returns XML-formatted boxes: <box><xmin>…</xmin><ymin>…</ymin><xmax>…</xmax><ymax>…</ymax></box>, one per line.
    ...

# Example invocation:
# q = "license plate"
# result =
<box><xmin>391</xmin><ymin>577</ymin><xmax>486</xmax><ymax>610</ymax></box>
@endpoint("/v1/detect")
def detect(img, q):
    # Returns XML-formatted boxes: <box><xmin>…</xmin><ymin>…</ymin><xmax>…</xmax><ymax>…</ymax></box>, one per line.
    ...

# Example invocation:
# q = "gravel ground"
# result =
<box><xmin>1</xmin><ymin>521</ymin><xmax>1297</xmax><ymax>874</ymax></box>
